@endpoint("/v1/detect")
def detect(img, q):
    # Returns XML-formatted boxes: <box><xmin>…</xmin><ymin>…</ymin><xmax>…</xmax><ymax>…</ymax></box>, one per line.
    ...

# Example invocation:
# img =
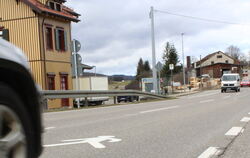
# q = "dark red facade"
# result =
<box><xmin>196</xmin><ymin>63</ymin><xmax>242</xmax><ymax>78</ymax></box>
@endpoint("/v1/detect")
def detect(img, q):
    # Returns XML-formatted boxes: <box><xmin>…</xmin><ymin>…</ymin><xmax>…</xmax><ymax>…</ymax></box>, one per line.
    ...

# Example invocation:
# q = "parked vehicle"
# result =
<box><xmin>117</xmin><ymin>95</ymin><xmax>139</xmax><ymax>103</ymax></box>
<box><xmin>240</xmin><ymin>78</ymin><xmax>250</xmax><ymax>87</ymax></box>
<box><xmin>73</xmin><ymin>76</ymin><xmax>109</xmax><ymax>107</ymax></box>
<box><xmin>0</xmin><ymin>39</ymin><xmax>42</xmax><ymax>158</ymax></box>
<box><xmin>221</xmin><ymin>73</ymin><xmax>240</xmax><ymax>93</ymax></box>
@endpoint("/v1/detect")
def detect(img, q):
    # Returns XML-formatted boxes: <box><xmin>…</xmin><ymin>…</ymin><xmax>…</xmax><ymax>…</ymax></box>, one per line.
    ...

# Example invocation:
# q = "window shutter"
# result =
<box><xmin>64</xmin><ymin>31</ymin><xmax>68</xmax><ymax>51</ymax></box>
<box><xmin>54</xmin><ymin>28</ymin><xmax>60</xmax><ymax>51</ymax></box>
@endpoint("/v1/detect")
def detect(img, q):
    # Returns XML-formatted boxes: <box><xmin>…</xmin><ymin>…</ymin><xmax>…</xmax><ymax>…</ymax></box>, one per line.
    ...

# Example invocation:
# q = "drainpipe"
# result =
<box><xmin>41</xmin><ymin>17</ymin><xmax>47</xmax><ymax>90</ymax></box>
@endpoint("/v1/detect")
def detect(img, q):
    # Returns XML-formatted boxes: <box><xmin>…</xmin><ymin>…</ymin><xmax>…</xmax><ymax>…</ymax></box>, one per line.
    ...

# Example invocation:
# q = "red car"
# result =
<box><xmin>240</xmin><ymin>79</ymin><xmax>250</xmax><ymax>87</ymax></box>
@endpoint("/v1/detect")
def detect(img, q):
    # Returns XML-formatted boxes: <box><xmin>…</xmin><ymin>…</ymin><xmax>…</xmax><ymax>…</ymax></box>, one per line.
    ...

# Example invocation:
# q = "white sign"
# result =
<box><xmin>44</xmin><ymin>136</ymin><xmax>122</xmax><ymax>149</ymax></box>
<box><xmin>169</xmin><ymin>64</ymin><xmax>174</xmax><ymax>70</ymax></box>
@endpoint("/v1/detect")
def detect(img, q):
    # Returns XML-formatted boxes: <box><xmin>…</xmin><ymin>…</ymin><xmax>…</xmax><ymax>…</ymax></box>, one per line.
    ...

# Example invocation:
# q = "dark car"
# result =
<box><xmin>0</xmin><ymin>39</ymin><xmax>42</xmax><ymax>158</ymax></box>
<box><xmin>117</xmin><ymin>96</ymin><xmax>139</xmax><ymax>103</ymax></box>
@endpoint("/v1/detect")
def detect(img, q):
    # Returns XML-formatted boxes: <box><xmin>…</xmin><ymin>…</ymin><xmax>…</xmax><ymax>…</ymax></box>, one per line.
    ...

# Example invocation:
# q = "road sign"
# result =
<box><xmin>72</xmin><ymin>39</ymin><xmax>81</xmax><ymax>53</ymax></box>
<box><xmin>155</xmin><ymin>62</ymin><xmax>163</xmax><ymax>71</ymax></box>
<box><xmin>169</xmin><ymin>64</ymin><xmax>174</xmax><ymax>70</ymax></box>
<box><xmin>44</xmin><ymin>136</ymin><xmax>122</xmax><ymax>149</ymax></box>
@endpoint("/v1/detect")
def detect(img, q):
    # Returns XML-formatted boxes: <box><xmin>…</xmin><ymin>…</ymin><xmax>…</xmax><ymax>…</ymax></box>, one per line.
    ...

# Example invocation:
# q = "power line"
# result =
<box><xmin>154</xmin><ymin>9</ymin><xmax>249</xmax><ymax>26</ymax></box>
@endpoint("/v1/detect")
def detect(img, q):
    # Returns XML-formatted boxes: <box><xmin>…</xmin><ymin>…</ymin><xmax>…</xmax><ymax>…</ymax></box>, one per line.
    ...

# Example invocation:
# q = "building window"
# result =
<box><xmin>55</xmin><ymin>28</ymin><xmax>67</xmax><ymax>52</ymax></box>
<box><xmin>56</xmin><ymin>3</ymin><xmax>61</xmax><ymax>11</ymax></box>
<box><xmin>49</xmin><ymin>2</ymin><xmax>55</xmax><ymax>10</ymax></box>
<box><xmin>45</xmin><ymin>26</ymin><xmax>53</xmax><ymax>50</ymax></box>
<box><xmin>211</xmin><ymin>61</ymin><xmax>214</xmax><ymax>64</ymax></box>
<box><xmin>225</xmin><ymin>60</ymin><xmax>228</xmax><ymax>63</ymax></box>
<box><xmin>0</xmin><ymin>27</ymin><xmax>9</xmax><ymax>41</ymax></box>
<box><xmin>48</xmin><ymin>1</ymin><xmax>61</xmax><ymax>11</ymax></box>
<box><xmin>60</xmin><ymin>74</ymin><xmax>68</xmax><ymax>90</ymax></box>
<box><xmin>217</xmin><ymin>55</ymin><xmax>222</xmax><ymax>58</ymax></box>
<box><xmin>47</xmin><ymin>74</ymin><xmax>55</xmax><ymax>90</ymax></box>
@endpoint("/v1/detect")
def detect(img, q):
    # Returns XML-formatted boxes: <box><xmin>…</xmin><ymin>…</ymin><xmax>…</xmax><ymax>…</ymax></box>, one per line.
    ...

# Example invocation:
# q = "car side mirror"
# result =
<box><xmin>237</xmin><ymin>79</ymin><xmax>240</xmax><ymax>81</ymax></box>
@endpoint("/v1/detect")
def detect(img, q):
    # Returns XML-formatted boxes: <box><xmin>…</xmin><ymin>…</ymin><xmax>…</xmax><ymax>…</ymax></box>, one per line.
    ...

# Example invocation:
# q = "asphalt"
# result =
<box><xmin>40</xmin><ymin>88</ymin><xmax>250</xmax><ymax>158</ymax></box>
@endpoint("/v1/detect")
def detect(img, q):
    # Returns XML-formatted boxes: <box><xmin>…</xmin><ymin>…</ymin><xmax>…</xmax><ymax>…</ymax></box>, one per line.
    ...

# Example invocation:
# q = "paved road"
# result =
<box><xmin>41</xmin><ymin>88</ymin><xmax>250</xmax><ymax>158</ymax></box>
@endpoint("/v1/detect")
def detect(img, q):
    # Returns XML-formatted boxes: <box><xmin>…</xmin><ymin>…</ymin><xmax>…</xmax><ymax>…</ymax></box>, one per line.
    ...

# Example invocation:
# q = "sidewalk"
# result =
<box><xmin>221</xmin><ymin>120</ymin><xmax>250</xmax><ymax>158</ymax></box>
<box><xmin>167</xmin><ymin>88</ymin><xmax>200</xmax><ymax>97</ymax></box>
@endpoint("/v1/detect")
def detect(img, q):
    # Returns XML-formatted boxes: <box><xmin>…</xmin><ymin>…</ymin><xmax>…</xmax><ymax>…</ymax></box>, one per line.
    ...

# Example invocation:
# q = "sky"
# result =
<box><xmin>66</xmin><ymin>0</ymin><xmax>250</xmax><ymax>76</ymax></box>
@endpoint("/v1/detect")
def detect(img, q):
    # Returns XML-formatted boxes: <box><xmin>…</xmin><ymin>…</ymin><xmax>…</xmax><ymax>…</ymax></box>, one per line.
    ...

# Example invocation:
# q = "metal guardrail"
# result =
<box><xmin>41</xmin><ymin>90</ymin><xmax>168</xmax><ymax>99</ymax></box>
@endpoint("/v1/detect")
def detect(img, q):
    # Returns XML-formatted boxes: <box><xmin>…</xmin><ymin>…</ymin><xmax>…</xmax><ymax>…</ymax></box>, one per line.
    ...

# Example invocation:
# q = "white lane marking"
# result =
<box><xmin>198</xmin><ymin>147</ymin><xmax>221</xmax><ymax>158</ymax></box>
<box><xmin>45</xmin><ymin>127</ymin><xmax>55</xmax><ymax>130</ymax></box>
<box><xmin>139</xmin><ymin>106</ymin><xmax>179</xmax><ymax>114</ymax></box>
<box><xmin>124</xmin><ymin>114</ymin><xmax>139</xmax><ymax>117</ymax></box>
<box><xmin>240</xmin><ymin>117</ymin><xmax>250</xmax><ymax>122</ymax></box>
<box><xmin>199</xmin><ymin>99</ymin><xmax>214</xmax><ymax>103</ymax></box>
<box><xmin>225</xmin><ymin>127</ymin><xmax>244</xmax><ymax>136</ymax></box>
<box><xmin>223</xmin><ymin>96</ymin><xmax>231</xmax><ymax>99</ymax></box>
<box><xmin>44</xmin><ymin>136</ymin><xmax>121</xmax><ymax>149</ymax></box>
<box><xmin>188</xmin><ymin>92</ymin><xmax>219</xmax><ymax>99</ymax></box>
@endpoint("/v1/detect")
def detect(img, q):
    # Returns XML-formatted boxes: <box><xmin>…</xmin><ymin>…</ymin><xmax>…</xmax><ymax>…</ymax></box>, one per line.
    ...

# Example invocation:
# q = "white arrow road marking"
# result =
<box><xmin>45</xmin><ymin>127</ymin><xmax>55</xmax><ymax>130</ymax></box>
<box><xmin>198</xmin><ymin>147</ymin><xmax>221</xmax><ymax>158</ymax></box>
<box><xmin>44</xmin><ymin>136</ymin><xmax>122</xmax><ymax>149</ymax></box>
<box><xmin>240</xmin><ymin>117</ymin><xmax>250</xmax><ymax>122</ymax></box>
<box><xmin>225</xmin><ymin>127</ymin><xmax>244</xmax><ymax>136</ymax></box>
<box><xmin>139</xmin><ymin>106</ymin><xmax>179</xmax><ymax>114</ymax></box>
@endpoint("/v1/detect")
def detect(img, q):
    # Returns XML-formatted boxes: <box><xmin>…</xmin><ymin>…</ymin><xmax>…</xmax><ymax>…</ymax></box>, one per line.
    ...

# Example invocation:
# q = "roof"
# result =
<box><xmin>81</xmin><ymin>64</ymin><xmax>93</xmax><ymax>70</ymax></box>
<box><xmin>195</xmin><ymin>51</ymin><xmax>240</xmax><ymax>66</ymax></box>
<box><xmin>21</xmin><ymin>0</ymin><xmax>80</xmax><ymax>22</ymax></box>
<box><xmin>80</xmin><ymin>72</ymin><xmax>107</xmax><ymax>77</ymax></box>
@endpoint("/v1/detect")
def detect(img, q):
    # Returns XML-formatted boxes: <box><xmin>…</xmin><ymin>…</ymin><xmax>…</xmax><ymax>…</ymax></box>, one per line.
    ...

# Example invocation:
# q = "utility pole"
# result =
<box><xmin>181</xmin><ymin>33</ymin><xmax>186</xmax><ymax>90</ymax></box>
<box><xmin>150</xmin><ymin>6</ymin><xmax>158</xmax><ymax>94</ymax></box>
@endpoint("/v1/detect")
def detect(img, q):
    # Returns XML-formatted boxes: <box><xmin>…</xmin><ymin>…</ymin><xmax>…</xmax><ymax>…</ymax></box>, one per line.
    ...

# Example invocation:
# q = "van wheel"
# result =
<box><xmin>221</xmin><ymin>89</ymin><xmax>224</xmax><ymax>93</ymax></box>
<box><xmin>0</xmin><ymin>83</ymin><xmax>34</xmax><ymax>158</ymax></box>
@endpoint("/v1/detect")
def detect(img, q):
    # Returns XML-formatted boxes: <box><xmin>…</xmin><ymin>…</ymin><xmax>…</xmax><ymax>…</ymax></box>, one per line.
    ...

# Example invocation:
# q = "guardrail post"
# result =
<box><xmin>84</xmin><ymin>97</ymin><xmax>88</xmax><ymax>107</ymax></box>
<box><xmin>114</xmin><ymin>96</ymin><xmax>117</xmax><ymax>104</ymax></box>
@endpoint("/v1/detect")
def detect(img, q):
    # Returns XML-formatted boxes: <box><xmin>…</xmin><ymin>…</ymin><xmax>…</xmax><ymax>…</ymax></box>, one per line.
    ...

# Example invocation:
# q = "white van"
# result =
<box><xmin>221</xmin><ymin>73</ymin><xmax>240</xmax><ymax>93</ymax></box>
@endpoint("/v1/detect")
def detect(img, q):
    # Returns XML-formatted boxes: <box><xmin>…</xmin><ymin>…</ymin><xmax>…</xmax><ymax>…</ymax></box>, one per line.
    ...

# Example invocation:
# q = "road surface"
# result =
<box><xmin>41</xmin><ymin>88</ymin><xmax>250</xmax><ymax>158</ymax></box>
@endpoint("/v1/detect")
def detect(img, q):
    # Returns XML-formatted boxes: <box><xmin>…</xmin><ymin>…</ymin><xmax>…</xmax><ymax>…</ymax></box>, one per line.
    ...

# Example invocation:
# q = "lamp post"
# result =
<box><xmin>149</xmin><ymin>6</ymin><xmax>158</xmax><ymax>94</ymax></box>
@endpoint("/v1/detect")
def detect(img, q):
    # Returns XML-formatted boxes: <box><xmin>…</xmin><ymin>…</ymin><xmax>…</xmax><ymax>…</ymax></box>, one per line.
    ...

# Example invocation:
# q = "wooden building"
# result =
<box><xmin>0</xmin><ymin>0</ymin><xmax>80</xmax><ymax>108</ymax></box>
<box><xmin>193</xmin><ymin>51</ymin><xmax>242</xmax><ymax>78</ymax></box>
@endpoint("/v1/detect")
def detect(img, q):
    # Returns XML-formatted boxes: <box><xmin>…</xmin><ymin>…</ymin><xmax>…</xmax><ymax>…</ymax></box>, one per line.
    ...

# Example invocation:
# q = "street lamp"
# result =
<box><xmin>149</xmin><ymin>6</ymin><xmax>158</xmax><ymax>94</ymax></box>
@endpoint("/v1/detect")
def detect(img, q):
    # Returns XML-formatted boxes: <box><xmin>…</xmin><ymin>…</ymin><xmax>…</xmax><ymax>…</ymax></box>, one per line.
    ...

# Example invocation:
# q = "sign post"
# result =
<box><xmin>156</xmin><ymin>62</ymin><xmax>163</xmax><ymax>94</ymax></box>
<box><xmin>169</xmin><ymin>64</ymin><xmax>174</xmax><ymax>94</ymax></box>
<box><xmin>72</xmin><ymin>39</ymin><xmax>81</xmax><ymax>108</ymax></box>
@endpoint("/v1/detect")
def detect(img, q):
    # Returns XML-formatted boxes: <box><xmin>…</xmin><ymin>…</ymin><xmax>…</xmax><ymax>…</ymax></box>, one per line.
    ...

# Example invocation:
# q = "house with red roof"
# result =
<box><xmin>0</xmin><ymin>0</ymin><xmax>80</xmax><ymax>108</ymax></box>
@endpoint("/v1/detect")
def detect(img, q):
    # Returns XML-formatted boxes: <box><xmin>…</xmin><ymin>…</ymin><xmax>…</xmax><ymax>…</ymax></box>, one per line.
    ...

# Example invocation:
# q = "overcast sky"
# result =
<box><xmin>66</xmin><ymin>0</ymin><xmax>250</xmax><ymax>75</ymax></box>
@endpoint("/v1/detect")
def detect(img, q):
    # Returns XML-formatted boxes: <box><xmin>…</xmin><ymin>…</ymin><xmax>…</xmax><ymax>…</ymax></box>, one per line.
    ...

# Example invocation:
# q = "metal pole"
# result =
<box><xmin>181</xmin><ymin>33</ymin><xmax>186</xmax><ymax>90</ymax></box>
<box><xmin>150</xmin><ymin>6</ymin><xmax>158</xmax><ymax>94</ymax></box>
<box><xmin>171</xmin><ymin>70</ymin><xmax>173</xmax><ymax>94</ymax></box>
<box><xmin>200</xmin><ymin>55</ymin><xmax>202</xmax><ymax>88</ymax></box>
<box><xmin>73</xmin><ymin>40</ymin><xmax>80</xmax><ymax>108</ymax></box>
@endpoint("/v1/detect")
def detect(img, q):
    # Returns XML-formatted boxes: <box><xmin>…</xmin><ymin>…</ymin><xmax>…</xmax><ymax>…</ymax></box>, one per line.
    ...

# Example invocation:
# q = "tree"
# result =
<box><xmin>161</xmin><ymin>42</ymin><xmax>181</xmax><ymax>78</ymax></box>
<box><xmin>135</xmin><ymin>58</ymin><xmax>152</xmax><ymax>81</ymax></box>
<box><xmin>144</xmin><ymin>61</ymin><xmax>151</xmax><ymax>71</ymax></box>
<box><xmin>225</xmin><ymin>45</ymin><xmax>241</xmax><ymax>60</ymax></box>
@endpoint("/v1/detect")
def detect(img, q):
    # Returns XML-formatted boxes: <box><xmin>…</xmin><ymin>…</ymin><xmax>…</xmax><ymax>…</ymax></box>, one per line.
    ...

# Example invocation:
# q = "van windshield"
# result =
<box><xmin>222</xmin><ymin>75</ymin><xmax>237</xmax><ymax>81</ymax></box>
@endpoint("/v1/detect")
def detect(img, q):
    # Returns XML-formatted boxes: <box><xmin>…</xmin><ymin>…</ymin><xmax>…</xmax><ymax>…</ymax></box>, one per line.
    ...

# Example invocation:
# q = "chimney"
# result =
<box><xmin>187</xmin><ymin>56</ymin><xmax>191</xmax><ymax>69</ymax></box>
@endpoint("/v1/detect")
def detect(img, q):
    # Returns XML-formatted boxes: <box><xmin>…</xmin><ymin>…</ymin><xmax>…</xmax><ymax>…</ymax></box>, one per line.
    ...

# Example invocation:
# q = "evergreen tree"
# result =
<box><xmin>135</xmin><ymin>58</ymin><xmax>152</xmax><ymax>81</ymax></box>
<box><xmin>161</xmin><ymin>42</ymin><xmax>181</xmax><ymax>78</ymax></box>
<box><xmin>144</xmin><ymin>61</ymin><xmax>151</xmax><ymax>71</ymax></box>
